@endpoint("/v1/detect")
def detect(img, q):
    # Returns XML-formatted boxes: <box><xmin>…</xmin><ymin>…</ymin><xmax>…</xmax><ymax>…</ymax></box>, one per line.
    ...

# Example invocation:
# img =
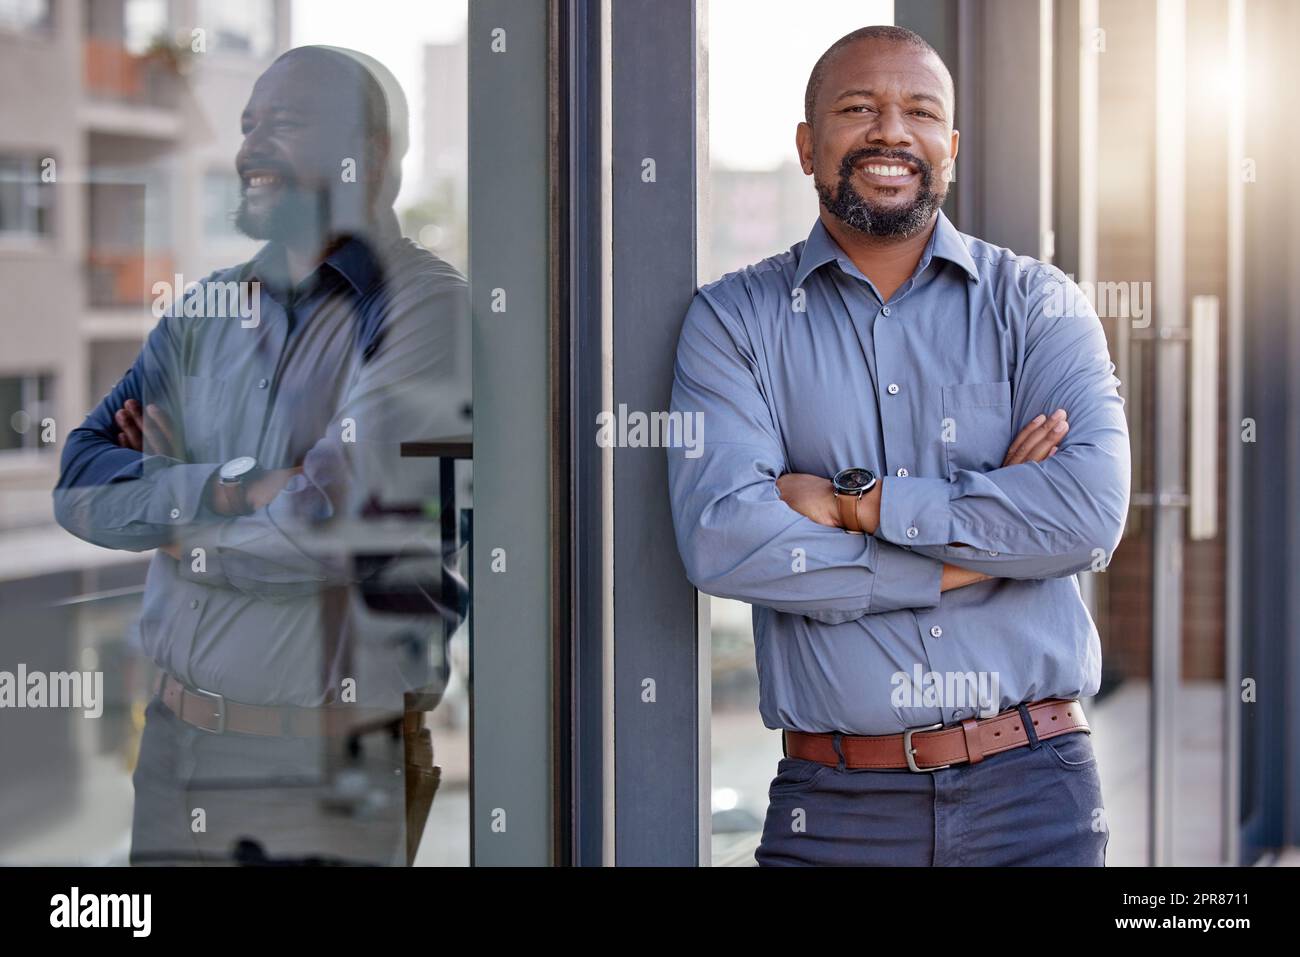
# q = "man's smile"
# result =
<box><xmin>854</xmin><ymin>157</ymin><xmax>921</xmax><ymax>188</ymax></box>
<box><xmin>240</xmin><ymin>168</ymin><xmax>290</xmax><ymax>199</ymax></box>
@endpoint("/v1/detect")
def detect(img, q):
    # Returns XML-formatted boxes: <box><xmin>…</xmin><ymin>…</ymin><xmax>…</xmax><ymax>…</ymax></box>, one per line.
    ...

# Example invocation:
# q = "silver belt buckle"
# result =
<box><xmin>190</xmin><ymin>685</ymin><xmax>227</xmax><ymax>734</ymax></box>
<box><xmin>903</xmin><ymin>721</ymin><xmax>951</xmax><ymax>773</ymax></box>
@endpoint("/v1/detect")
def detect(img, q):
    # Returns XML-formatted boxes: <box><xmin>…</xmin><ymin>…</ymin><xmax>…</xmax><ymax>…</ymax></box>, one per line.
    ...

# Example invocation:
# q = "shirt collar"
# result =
<box><xmin>792</xmin><ymin>208</ymin><xmax>980</xmax><ymax>290</ymax></box>
<box><xmin>242</xmin><ymin>209</ymin><xmax>402</xmax><ymax>300</ymax></box>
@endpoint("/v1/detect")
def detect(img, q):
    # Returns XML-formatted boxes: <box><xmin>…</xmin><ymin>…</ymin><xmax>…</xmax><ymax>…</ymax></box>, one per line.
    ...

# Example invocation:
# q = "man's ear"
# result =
<box><xmin>368</xmin><ymin>133</ymin><xmax>392</xmax><ymax>187</ymax></box>
<box><xmin>795</xmin><ymin>121</ymin><xmax>814</xmax><ymax>175</ymax></box>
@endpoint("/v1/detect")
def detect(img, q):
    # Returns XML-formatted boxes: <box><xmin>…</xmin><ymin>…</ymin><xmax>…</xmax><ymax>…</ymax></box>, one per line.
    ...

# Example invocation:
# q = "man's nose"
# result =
<box><xmin>866</xmin><ymin>106</ymin><xmax>912</xmax><ymax>148</ymax></box>
<box><xmin>236</xmin><ymin>119</ymin><xmax>271</xmax><ymax>166</ymax></box>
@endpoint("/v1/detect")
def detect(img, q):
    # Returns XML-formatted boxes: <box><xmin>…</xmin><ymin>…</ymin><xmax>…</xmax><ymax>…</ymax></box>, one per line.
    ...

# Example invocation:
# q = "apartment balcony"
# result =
<box><xmin>80</xmin><ymin>38</ymin><xmax>186</xmax><ymax>137</ymax></box>
<box><xmin>85</xmin><ymin>249</ymin><xmax>173</xmax><ymax>311</ymax></box>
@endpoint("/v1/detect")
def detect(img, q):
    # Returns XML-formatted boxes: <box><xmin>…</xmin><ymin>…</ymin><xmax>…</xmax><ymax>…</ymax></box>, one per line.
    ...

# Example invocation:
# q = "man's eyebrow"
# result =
<box><xmin>240</xmin><ymin>104</ymin><xmax>306</xmax><ymax>122</ymax></box>
<box><xmin>833</xmin><ymin>88</ymin><xmax>947</xmax><ymax>109</ymax></box>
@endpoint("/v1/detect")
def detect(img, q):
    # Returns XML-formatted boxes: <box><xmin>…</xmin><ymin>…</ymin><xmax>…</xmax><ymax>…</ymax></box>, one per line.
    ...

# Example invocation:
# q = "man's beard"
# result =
<box><xmin>815</xmin><ymin>148</ymin><xmax>947</xmax><ymax>239</ymax></box>
<box><xmin>235</xmin><ymin>183</ymin><xmax>327</xmax><ymax>244</ymax></box>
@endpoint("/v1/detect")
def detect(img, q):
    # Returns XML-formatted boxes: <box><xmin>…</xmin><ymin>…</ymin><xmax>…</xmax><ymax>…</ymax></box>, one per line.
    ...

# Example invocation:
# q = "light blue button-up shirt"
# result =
<box><xmin>667</xmin><ymin>210</ymin><xmax>1131</xmax><ymax>735</ymax></box>
<box><xmin>53</xmin><ymin>218</ymin><xmax>470</xmax><ymax>709</ymax></box>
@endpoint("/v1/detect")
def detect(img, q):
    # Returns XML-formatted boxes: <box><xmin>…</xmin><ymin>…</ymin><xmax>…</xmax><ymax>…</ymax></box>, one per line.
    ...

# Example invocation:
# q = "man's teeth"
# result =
<box><xmin>248</xmin><ymin>174</ymin><xmax>280</xmax><ymax>187</ymax></box>
<box><xmin>864</xmin><ymin>164</ymin><xmax>912</xmax><ymax>177</ymax></box>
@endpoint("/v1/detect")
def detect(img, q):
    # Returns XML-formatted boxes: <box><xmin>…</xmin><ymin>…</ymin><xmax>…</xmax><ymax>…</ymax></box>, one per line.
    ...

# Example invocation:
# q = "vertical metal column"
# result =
<box><xmin>1150</xmin><ymin>0</ymin><xmax>1187</xmax><ymax>868</ymax></box>
<box><xmin>558</xmin><ymin>0</ymin><xmax>609</xmax><ymax>869</ymax></box>
<box><xmin>469</xmin><ymin>0</ymin><xmax>553</xmax><ymax>866</ymax></box>
<box><xmin>1222</xmin><ymin>0</ymin><xmax>1246</xmax><ymax>868</ymax></box>
<box><xmin>897</xmin><ymin>0</ymin><xmax>1053</xmax><ymax>255</ymax></box>
<box><xmin>1052</xmin><ymin>0</ymin><xmax>1102</xmax><ymax>616</ymax></box>
<box><xmin>607</xmin><ymin>0</ymin><xmax>705</xmax><ymax>866</ymax></box>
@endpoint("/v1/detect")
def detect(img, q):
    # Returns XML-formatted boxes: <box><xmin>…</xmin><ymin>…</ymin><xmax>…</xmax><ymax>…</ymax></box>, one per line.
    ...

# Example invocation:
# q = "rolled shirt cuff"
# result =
<box><xmin>876</xmin><ymin>475</ymin><xmax>953</xmax><ymax>547</ymax></box>
<box><xmin>148</xmin><ymin>463</ymin><xmax>221</xmax><ymax>526</ymax></box>
<box><xmin>868</xmin><ymin>541</ymin><xmax>943</xmax><ymax>613</ymax></box>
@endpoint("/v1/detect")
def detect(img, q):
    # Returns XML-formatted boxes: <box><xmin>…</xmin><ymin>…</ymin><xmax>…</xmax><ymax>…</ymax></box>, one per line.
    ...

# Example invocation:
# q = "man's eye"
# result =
<box><xmin>911</xmin><ymin>110</ymin><xmax>936</xmax><ymax>119</ymax></box>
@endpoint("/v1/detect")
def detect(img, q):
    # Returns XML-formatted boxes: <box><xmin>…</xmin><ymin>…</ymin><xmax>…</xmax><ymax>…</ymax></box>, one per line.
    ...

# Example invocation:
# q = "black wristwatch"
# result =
<box><xmin>215</xmin><ymin>455</ymin><xmax>261</xmax><ymax>515</ymax></box>
<box><xmin>832</xmin><ymin>467</ymin><xmax>877</xmax><ymax>534</ymax></box>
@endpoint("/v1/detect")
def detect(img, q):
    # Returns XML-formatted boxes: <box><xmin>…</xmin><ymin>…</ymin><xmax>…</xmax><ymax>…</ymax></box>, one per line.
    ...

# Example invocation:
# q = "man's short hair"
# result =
<box><xmin>803</xmin><ymin>25</ymin><xmax>954</xmax><ymax>126</ymax></box>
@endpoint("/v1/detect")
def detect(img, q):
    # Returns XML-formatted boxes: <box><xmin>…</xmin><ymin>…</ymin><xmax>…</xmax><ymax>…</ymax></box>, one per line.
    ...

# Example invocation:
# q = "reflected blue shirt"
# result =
<box><xmin>667</xmin><ymin>210</ymin><xmax>1131</xmax><ymax>735</ymax></box>
<box><xmin>53</xmin><ymin>220</ymin><xmax>470</xmax><ymax>708</ymax></box>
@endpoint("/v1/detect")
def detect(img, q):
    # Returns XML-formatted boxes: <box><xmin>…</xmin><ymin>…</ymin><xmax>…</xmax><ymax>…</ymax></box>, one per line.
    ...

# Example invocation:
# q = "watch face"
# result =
<box><xmin>833</xmin><ymin>467</ymin><xmax>876</xmax><ymax>494</ymax></box>
<box><xmin>219</xmin><ymin>456</ymin><xmax>258</xmax><ymax>482</ymax></box>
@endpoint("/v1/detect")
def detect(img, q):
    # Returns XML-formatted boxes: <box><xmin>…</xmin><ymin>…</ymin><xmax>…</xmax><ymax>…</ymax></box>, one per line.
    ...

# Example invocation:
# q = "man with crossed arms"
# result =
<box><xmin>667</xmin><ymin>26</ymin><xmax>1130</xmax><ymax>865</ymax></box>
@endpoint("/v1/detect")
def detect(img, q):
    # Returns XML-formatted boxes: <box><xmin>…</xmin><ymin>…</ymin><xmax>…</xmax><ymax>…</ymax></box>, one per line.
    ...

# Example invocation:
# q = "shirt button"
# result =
<box><xmin>930</xmin><ymin>625</ymin><xmax>943</xmax><ymax>638</ymax></box>
<box><xmin>258</xmin><ymin>378</ymin><xmax>269</xmax><ymax>389</ymax></box>
<box><xmin>169</xmin><ymin>507</ymin><xmax>181</xmax><ymax>519</ymax></box>
<box><xmin>896</xmin><ymin>467</ymin><xmax>909</xmax><ymax>477</ymax></box>
<box><xmin>905</xmin><ymin>526</ymin><xmax>919</xmax><ymax>539</ymax></box>
<box><xmin>887</xmin><ymin>383</ymin><xmax>900</xmax><ymax>395</ymax></box>
<box><xmin>189</xmin><ymin>599</ymin><xmax>199</xmax><ymax>610</ymax></box>
<box><xmin>881</xmin><ymin>306</ymin><xmax>891</xmax><ymax>317</ymax></box>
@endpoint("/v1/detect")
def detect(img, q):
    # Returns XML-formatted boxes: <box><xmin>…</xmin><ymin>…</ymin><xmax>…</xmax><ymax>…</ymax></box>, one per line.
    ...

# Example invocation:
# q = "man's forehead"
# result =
<box><xmin>825</xmin><ymin>42</ymin><xmax>952</xmax><ymax>107</ymax></box>
<box><xmin>245</xmin><ymin>56</ymin><xmax>363</xmax><ymax>114</ymax></box>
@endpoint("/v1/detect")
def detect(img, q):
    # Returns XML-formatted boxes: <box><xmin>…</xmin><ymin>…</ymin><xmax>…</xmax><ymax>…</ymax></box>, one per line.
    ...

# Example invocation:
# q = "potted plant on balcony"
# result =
<box><xmin>140</xmin><ymin>31</ymin><xmax>196</xmax><ymax>77</ymax></box>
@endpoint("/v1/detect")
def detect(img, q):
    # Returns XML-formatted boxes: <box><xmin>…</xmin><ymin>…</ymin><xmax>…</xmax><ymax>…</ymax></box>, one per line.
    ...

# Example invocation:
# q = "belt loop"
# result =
<box><xmin>1017</xmin><ymin>703</ymin><xmax>1040</xmax><ymax>749</ymax></box>
<box><xmin>831</xmin><ymin>732</ymin><xmax>846</xmax><ymax>771</ymax></box>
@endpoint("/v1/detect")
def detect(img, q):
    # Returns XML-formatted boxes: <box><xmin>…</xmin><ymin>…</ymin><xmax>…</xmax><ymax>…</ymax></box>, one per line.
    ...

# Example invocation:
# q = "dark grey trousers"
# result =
<box><xmin>129</xmin><ymin>695</ymin><xmax>406</xmax><ymax>866</ymax></box>
<box><xmin>756</xmin><ymin>725</ymin><xmax>1109</xmax><ymax>866</ymax></box>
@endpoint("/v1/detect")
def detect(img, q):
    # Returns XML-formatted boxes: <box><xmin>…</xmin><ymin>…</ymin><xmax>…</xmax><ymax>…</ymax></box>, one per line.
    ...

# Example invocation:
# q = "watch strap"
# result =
<box><xmin>837</xmin><ymin>491</ymin><xmax>864</xmax><ymax>534</ymax></box>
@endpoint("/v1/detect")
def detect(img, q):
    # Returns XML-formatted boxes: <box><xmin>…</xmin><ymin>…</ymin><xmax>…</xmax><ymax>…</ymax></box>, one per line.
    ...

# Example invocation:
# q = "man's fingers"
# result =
<box><xmin>1018</xmin><ymin>418</ymin><xmax>1069</xmax><ymax>463</ymax></box>
<box><xmin>1003</xmin><ymin>414</ymin><xmax>1047</xmax><ymax>465</ymax></box>
<box><xmin>114</xmin><ymin>407</ymin><xmax>143</xmax><ymax>451</ymax></box>
<box><xmin>1004</xmin><ymin>409</ymin><xmax>1067</xmax><ymax>465</ymax></box>
<box><xmin>144</xmin><ymin>403</ymin><xmax>176</xmax><ymax>456</ymax></box>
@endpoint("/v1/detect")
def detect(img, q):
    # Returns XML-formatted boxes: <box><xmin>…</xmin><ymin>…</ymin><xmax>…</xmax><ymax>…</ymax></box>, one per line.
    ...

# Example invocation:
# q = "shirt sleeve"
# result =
<box><xmin>53</xmin><ymin>313</ymin><xmax>222</xmax><ymax>551</ymax></box>
<box><xmin>875</xmin><ymin>271</ymin><xmax>1131</xmax><ymax>579</ymax></box>
<box><xmin>667</xmin><ymin>286</ymin><xmax>942</xmax><ymax>622</ymax></box>
<box><xmin>175</xmin><ymin>276</ymin><xmax>469</xmax><ymax>600</ymax></box>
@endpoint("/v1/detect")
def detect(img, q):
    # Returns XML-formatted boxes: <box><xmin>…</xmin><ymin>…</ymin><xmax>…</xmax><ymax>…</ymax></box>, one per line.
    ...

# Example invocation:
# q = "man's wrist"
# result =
<box><xmin>853</xmin><ymin>481</ymin><xmax>882</xmax><ymax>535</ymax></box>
<box><xmin>204</xmin><ymin>467</ymin><xmax>247</xmax><ymax>516</ymax></box>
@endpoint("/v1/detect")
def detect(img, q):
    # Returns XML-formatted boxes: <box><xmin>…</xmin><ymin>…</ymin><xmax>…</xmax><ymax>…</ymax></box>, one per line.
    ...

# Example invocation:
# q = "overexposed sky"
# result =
<box><xmin>288</xmin><ymin>0</ymin><xmax>895</xmax><ymax>192</ymax></box>
<box><xmin>708</xmin><ymin>0</ymin><xmax>893</xmax><ymax>170</ymax></box>
<box><xmin>291</xmin><ymin>0</ymin><xmax>468</xmax><ymax>203</ymax></box>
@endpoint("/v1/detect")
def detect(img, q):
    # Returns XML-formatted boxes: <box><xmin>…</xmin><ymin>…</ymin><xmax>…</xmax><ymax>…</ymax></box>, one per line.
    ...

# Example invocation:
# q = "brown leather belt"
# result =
<box><xmin>156</xmin><ymin>672</ymin><xmax>416</xmax><ymax>738</ymax></box>
<box><xmin>782</xmin><ymin>698</ymin><xmax>1089</xmax><ymax>772</ymax></box>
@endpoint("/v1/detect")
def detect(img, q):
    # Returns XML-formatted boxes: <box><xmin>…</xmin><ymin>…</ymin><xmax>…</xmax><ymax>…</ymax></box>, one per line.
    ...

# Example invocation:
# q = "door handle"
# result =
<box><xmin>1187</xmin><ymin>295</ymin><xmax>1219</xmax><ymax>540</ymax></box>
<box><xmin>1124</xmin><ymin>295</ymin><xmax>1218</xmax><ymax>542</ymax></box>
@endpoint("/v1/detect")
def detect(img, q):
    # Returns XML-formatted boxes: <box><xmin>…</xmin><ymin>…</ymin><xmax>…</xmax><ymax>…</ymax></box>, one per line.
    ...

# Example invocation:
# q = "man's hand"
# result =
<box><xmin>205</xmin><ymin>466</ymin><xmax>304</xmax><ymax>516</ymax></box>
<box><xmin>245</xmin><ymin>467</ymin><xmax>304</xmax><ymax>511</ymax></box>
<box><xmin>115</xmin><ymin>398</ymin><xmax>180</xmax><ymax>458</ymax></box>
<box><xmin>943</xmin><ymin>408</ymin><xmax>1070</xmax><ymax>557</ymax></box>
<box><xmin>775</xmin><ymin>473</ymin><xmax>840</xmax><ymax>528</ymax></box>
<box><xmin>776</xmin><ymin>408</ymin><xmax>1071</xmax><ymax>593</ymax></box>
<box><xmin>1002</xmin><ymin>408</ymin><xmax>1069</xmax><ymax>466</ymax></box>
<box><xmin>776</xmin><ymin>472</ymin><xmax>882</xmax><ymax>533</ymax></box>
<box><xmin>159</xmin><ymin>467</ymin><xmax>302</xmax><ymax>560</ymax></box>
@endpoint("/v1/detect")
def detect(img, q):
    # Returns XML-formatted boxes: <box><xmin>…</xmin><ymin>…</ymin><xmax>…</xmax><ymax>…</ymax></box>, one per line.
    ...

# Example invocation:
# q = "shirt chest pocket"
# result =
<box><xmin>180</xmin><ymin>374</ymin><xmax>226</xmax><ymax>458</ymax></box>
<box><xmin>941</xmin><ymin>380</ymin><xmax>1012</xmax><ymax>475</ymax></box>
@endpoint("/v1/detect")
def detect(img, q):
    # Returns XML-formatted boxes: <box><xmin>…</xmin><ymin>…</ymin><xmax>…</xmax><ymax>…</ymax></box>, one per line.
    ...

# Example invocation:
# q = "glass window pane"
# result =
<box><xmin>3</xmin><ymin>0</ymin><xmax>473</xmax><ymax>868</ymax></box>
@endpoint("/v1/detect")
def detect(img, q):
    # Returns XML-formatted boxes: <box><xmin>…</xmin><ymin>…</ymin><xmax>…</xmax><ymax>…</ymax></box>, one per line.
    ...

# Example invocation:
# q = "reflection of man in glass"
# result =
<box><xmin>53</xmin><ymin>47</ymin><xmax>468</xmax><ymax>865</ymax></box>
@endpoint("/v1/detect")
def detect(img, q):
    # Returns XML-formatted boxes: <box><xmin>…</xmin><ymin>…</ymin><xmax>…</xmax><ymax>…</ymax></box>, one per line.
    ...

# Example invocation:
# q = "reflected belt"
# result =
<box><xmin>155</xmin><ymin>671</ymin><xmax>414</xmax><ymax>737</ymax></box>
<box><xmin>782</xmin><ymin>697</ymin><xmax>1089</xmax><ymax>772</ymax></box>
